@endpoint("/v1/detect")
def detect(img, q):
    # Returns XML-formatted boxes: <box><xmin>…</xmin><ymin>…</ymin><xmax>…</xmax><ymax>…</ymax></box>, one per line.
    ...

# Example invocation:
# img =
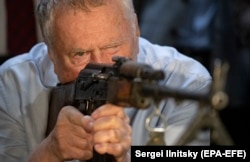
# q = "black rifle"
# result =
<box><xmin>46</xmin><ymin>56</ymin><xmax>210</xmax><ymax>162</ymax></box>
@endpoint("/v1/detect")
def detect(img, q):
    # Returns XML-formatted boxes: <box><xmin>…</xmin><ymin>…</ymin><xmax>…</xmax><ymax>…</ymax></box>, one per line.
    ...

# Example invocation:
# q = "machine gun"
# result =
<box><xmin>46</xmin><ymin>56</ymin><xmax>232</xmax><ymax>162</ymax></box>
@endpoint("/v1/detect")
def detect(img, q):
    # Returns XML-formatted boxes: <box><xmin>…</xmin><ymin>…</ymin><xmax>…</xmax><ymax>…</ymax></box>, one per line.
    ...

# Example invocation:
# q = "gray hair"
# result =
<box><xmin>36</xmin><ymin>0</ymin><xmax>135</xmax><ymax>47</ymax></box>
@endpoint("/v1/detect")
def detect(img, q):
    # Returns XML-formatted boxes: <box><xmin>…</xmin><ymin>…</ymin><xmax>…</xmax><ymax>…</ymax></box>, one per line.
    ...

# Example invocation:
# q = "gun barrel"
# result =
<box><xmin>140</xmin><ymin>84</ymin><xmax>210</xmax><ymax>103</ymax></box>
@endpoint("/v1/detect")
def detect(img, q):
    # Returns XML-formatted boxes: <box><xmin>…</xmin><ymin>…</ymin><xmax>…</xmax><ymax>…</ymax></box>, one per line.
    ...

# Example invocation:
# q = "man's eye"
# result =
<box><xmin>101</xmin><ymin>45</ymin><xmax>120</xmax><ymax>54</ymax></box>
<box><xmin>75</xmin><ymin>51</ymin><xmax>85</xmax><ymax>56</ymax></box>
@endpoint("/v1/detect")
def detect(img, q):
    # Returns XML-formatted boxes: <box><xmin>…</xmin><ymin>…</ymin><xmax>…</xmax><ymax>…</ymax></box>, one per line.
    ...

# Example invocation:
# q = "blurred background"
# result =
<box><xmin>0</xmin><ymin>0</ymin><xmax>249</xmax><ymax>145</ymax></box>
<box><xmin>133</xmin><ymin>0</ymin><xmax>249</xmax><ymax>145</ymax></box>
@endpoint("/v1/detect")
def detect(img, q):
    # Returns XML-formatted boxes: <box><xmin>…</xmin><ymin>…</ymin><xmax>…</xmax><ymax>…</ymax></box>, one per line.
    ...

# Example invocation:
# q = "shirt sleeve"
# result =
<box><xmin>0</xmin><ymin>73</ymin><xmax>29</xmax><ymax>162</ymax></box>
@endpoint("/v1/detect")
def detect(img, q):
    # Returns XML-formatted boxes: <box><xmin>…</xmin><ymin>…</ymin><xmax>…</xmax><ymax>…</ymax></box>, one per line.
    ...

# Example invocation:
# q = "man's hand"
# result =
<box><xmin>27</xmin><ymin>104</ymin><xmax>131</xmax><ymax>162</ymax></box>
<box><xmin>91</xmin><ymin>103</ymin><xmax>132</xmax><ymax>162</ymax></box>
<box><xmin>47</xmin><ymin>106</ymin><xmax>94</xmax><ymax>161</ymax></box>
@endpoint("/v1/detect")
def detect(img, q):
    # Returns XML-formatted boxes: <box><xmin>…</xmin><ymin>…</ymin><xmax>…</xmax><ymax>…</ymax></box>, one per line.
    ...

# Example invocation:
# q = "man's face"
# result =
<box><xmin>49</xmin><ymin>2</ymin><xmax>140</xmax><ymax>83</ymax></box>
